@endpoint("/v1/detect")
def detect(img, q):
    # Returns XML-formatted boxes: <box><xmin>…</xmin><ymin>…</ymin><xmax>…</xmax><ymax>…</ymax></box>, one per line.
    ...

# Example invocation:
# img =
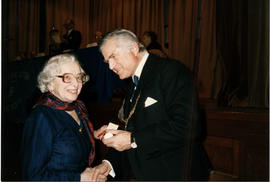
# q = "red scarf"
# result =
<box><xmin>35</xmin><ymin>92</ymin><xmax>95</xmax><ymax>166</ymax></box>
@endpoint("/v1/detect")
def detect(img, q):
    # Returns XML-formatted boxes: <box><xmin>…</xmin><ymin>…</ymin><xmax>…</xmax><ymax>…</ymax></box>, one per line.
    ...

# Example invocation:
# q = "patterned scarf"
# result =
<box><xmin>35</xmin><ymin>92</ymin><xmax>95</xmax><ymax>166</ymax></box>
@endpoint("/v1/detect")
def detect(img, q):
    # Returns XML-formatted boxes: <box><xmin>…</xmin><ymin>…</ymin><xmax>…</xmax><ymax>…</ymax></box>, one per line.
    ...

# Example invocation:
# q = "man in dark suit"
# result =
<box><xmin>93</xmin><ymin>29</ymin><xmax>211</xmax><ymax>181</ymax></box>
<box><xmin>61</xmin><ymin>18</ymin><xmax>82</xmax><ymax>51</ymax></box>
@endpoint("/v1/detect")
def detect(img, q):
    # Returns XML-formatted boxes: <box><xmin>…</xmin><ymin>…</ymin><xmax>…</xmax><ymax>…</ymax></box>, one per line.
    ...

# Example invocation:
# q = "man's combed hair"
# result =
<box><xmin>100</xmin><ymin>29</ymin><xmax>145</xmax><ymax>52</ymax></box>
<box><xmin>37</xmin><ymin>54</ymin><xmax>89</xmax><ymax>93</ymax></box>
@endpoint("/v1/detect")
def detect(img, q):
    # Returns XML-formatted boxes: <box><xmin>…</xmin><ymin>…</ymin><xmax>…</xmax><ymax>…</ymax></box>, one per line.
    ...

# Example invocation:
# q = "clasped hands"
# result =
<box><xmin>81</xmin><ymin>161</ymin><xmax>111</xmax><ymax>182</ymax></box>
<box><xmin>83</xmin><ymin>126</ymin><xmax>131</xmax><ymax>181</ymax></box>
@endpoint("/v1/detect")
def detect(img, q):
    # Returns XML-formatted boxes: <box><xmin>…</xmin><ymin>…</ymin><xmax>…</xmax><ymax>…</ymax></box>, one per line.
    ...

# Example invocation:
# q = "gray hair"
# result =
<box><xmin>99</xmin><ymin>29</ymin><xmax>145</xmax><ymax>52</ymax></box>
<box><xmin>37</xmin><ymin>54</ymin><xmax>89</xmax><ymax>93</ymax></box>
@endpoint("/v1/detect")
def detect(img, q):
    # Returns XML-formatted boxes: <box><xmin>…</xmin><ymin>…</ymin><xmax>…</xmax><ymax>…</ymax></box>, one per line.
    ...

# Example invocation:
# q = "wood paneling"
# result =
<box><xmin>204</xmin><ymin>136</ymin><xmax>240</xmax><ymax>177</ymax></box>
<box><xmin>204</xmin><ymin>108</ymin><xmax>269</xmax><ymax>181</ymax></box>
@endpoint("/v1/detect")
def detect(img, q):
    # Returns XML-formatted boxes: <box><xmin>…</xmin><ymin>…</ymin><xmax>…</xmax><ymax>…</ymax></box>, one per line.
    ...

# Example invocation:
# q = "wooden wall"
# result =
<box><xmin>203</xmin><ymin>105</ymin><xmax>269</xmax><ymax>181</ymax></box>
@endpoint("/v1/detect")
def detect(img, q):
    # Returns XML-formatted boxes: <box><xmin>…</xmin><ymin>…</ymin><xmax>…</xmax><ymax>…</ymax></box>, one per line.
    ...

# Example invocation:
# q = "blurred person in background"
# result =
<box><xmin>61</xmin><ymin>18</ymin><xmax>82</xmax><ymax>51</ymax></box>
<box><xmin>142</xmin><ymin>31</ymin><xmax>167</xmax><ymax>58</ymax></box>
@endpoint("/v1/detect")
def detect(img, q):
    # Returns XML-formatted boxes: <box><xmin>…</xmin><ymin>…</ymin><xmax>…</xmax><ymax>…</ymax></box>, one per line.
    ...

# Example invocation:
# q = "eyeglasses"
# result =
<box><xmin>56</xmin><ymin>73</ymin><xmax>88</xmax><ymax>84</ymax></box>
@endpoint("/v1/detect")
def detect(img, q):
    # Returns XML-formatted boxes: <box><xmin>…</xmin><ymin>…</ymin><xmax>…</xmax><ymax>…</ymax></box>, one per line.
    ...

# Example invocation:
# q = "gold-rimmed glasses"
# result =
<box><xmin>56</xmin><ymin>73</ymin><xmax>88</xmax><ymax>84</ymax></box>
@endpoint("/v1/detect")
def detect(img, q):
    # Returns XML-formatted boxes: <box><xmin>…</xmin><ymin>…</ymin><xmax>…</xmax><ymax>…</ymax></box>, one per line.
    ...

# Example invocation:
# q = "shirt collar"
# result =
<box><xmin>67</xmin><ymin>29</ymin><xmax>73</xmax><ymax>36</ymax></box>
<box><xmin>133</xmin><ymin>51</ymin><xmax>149</xmax><ymax>80</ymax></box>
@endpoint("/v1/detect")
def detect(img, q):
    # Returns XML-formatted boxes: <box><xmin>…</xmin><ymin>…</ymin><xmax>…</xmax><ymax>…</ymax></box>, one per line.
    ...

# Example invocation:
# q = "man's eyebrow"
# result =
<box><xmin>104</xmin><ymin>54</ymin><xmax>111</xmax><ymax>61</ymax></box>
<box><xmin>108</xmin><ymin>53</ymin><xmax>114</xmax><ymax>59</ymax></box>
<box><xmin>107</xmin><ymin>52</ymin><xmax>116</xmax><ymax>60</ymax></box>
<box><xmin>103</xmin><ymin>53</ymin><xmax>112</xmax><ymax>63</ymax></box>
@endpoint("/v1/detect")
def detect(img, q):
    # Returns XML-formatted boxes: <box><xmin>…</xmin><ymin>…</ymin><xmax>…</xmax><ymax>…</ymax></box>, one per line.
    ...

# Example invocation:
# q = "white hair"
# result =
<box><xmin>99</xmin><ymin>29</ymin><xmax>145</xmax><ymax>52</ymax></box>
<box><xmin>37</xmin><ymin>54</ymin><xmax>89</xmax><ymax>93</ymax></box>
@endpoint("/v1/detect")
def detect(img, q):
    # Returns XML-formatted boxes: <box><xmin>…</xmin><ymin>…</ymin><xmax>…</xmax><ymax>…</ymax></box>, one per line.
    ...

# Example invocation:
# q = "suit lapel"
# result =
<box><xmin>123</xmin><ymin>54</ymin><xmax>158</xmax><ymax>120</ymax></box>
<box><xmin>138</xmin><ymin>54</ymin><xmax>159</xmax><ymax>90</ymax></box>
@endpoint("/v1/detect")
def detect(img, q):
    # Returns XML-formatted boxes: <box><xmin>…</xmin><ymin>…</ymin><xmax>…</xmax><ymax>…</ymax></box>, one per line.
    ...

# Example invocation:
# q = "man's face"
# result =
<box><xmin>64</xmin><ymin>19</ymin><xmax>74</xmax><ymax>30</ymax></box>
<box><xmin>95</xmin><ymin>31</ymin><xmax>103</xmax><ymax>43</ymax></box>
<box><xmin>102</xmin><ymin>39</ymin><xmax>139</xmax><ymax>79</ymax></box>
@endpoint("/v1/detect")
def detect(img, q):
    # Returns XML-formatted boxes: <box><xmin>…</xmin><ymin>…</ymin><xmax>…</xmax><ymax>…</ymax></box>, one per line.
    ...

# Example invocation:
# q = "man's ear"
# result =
<box><xmin>131</xmin><ymin>42</ymin><xmax>139</xmax><ymax>55</ymax></box>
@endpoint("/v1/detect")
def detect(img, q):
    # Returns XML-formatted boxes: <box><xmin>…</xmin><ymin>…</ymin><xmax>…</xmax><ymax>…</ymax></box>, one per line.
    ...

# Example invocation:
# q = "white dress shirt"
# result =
<box><xmin>104</xmin><ymin>50</ymin><xmax>149</xmax><ymax>177</ymax></box>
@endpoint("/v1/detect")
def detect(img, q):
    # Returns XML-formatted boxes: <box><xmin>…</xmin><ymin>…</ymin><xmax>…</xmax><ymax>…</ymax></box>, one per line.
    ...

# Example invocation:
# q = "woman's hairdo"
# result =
<box><xmin>143</xmin><ymin>31</ymin><xmax>158</xmax><ymax>42</ymax></box>
<box><xmin>99</xmin><ymin>29</ymin><xmax>145</xmax><ymax>52</ymax></box>
<box><xmin>37</xmin><ymin>54</ymin><xmax>89</xmax><ymax>93</ymax></box>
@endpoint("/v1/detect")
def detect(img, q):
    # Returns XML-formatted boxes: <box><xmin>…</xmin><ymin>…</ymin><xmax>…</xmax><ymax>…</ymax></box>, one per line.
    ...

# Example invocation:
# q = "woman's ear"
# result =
<box><xmin>47</xmin><ymin>82</ymin><xmax>54</xmax><ymax>92</ymax></box>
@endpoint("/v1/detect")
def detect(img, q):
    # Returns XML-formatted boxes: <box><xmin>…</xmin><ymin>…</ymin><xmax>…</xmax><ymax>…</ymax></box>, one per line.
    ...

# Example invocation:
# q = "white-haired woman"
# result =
<box><xmin>21</xmin><ymin>54</ymin><xmax>108</xmax><ymax>181</ymax></box>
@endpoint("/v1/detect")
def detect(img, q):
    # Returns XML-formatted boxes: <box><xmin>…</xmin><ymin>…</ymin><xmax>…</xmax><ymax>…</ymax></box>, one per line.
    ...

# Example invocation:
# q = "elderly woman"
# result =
<box><xmin>21</xmin><ymin>54</ymin><xmax>107</xmax><ymax>181</ymax></box>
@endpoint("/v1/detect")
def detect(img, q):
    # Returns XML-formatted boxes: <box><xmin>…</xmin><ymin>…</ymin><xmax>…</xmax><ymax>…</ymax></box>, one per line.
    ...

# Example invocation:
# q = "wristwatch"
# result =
<box><xmin>130</xmin><ymin>133</ymin><xmax>137</xmax><ymax>148</ymax></box>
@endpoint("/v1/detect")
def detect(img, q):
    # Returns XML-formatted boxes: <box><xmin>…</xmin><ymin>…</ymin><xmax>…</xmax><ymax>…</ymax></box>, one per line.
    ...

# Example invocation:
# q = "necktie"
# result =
<box><xmin>130</xmin><ymin>76</ymin><xmax>139</xmax><ymax>102</ymax></box>
<box><xmin>133</xmin><ymin>75</ymin><xmax>139</xmax><ymax>87</ymax></box>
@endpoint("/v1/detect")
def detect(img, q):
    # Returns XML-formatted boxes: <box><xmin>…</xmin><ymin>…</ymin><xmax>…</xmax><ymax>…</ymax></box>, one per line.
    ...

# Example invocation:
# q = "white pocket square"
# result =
<box><xmin>144</xmin><ymin>97</ymin><xmax>158</xmax><ymax>107</ymax></box>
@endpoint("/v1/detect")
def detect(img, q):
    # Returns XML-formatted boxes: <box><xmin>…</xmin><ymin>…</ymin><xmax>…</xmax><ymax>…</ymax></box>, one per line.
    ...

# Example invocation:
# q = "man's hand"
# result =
<box><xmin>102</xmin><ymin>129</ymin><xmax>131</xmax><ymax>151</ymax></box>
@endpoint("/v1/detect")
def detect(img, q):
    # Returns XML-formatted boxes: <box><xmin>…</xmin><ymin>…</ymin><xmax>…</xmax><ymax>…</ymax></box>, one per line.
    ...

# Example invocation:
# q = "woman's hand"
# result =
<box><xmin>80</xmin><ymin>167</ymin><xmax>107</xmax><ymax>182</ymax></box>
<box><xmin>94</xmin><ymin>125</ymin><xmax>107</xmax><ymax>140</ymax></box>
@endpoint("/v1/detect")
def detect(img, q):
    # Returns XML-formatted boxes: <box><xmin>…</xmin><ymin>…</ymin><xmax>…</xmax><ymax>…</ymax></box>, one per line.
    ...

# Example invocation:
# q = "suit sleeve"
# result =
<box><xmin>104</xmin><ymin>148</ymin><xmax>125</xmax><ymax>180</ymax></box>
<box><xmin>134</xmin><ymin>62</ymin><xmax>201</xmax><ymax>156</ymax></box>
<box><xmin>21</xmin><ymin>107</ymin><xmax>80</xmax><ymax>181</ymax></box>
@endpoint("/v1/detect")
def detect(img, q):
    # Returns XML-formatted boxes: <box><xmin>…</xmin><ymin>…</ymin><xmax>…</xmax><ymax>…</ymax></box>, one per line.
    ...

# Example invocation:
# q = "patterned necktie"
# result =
<box><xmin>130</xmin><ymin>75</ymin><xmax>139</xmax><ymax>102</ymax></box>
<box><xmin>133</xmin><ymin>75</ymin><xmax>139</xmax><ymax>87</ymax></box>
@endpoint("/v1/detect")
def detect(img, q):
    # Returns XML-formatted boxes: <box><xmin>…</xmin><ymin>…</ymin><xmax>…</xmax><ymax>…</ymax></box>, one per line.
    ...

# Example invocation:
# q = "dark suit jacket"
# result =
<box><xmin>106</xmin><ymin>54</ymin><xmax>211</xmax><ymax>181</ymax></box>
<box><xmin>63</xmin><ymin>29</ymin><xmax>82</xmax><ymax>50</ymax></box>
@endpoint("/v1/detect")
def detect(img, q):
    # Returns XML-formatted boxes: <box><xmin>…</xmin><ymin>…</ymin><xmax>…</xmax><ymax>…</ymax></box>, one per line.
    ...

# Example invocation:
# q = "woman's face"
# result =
<box><xmin>142</xmin><ymin>35</ymin><xmax>151</xmax><ymax>47</ymax></box>
<box><xmin>48</xmin><ymin>61</ymin><xmax>83</xmax><ymax>103</ymax></box>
